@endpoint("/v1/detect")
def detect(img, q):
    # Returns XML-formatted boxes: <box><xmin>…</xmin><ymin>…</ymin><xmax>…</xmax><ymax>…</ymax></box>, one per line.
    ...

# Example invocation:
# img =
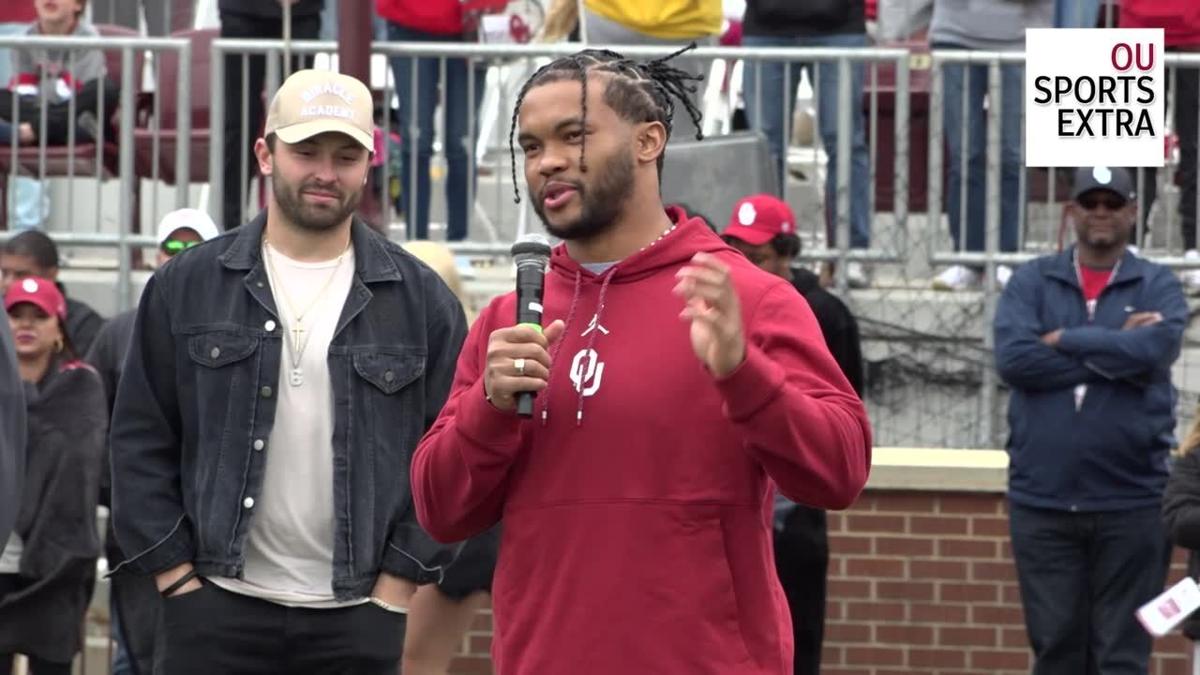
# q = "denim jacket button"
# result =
<box><xmin>243</xmin><ymin>497</ymin><xmax>255</xmax><ymax>509</ymax></box>
<box><xmin>253</xmin><ymin>439</ymin><xmax>265</xmax><ymax>451</ymax></box>
<box><xmin>260</xmin><ymin>386</ymin><xmax>273</xmax><ymax>398</ymax></box>
<box><xmin>264</xmin><ymin>320</ymin><xmax>276</xmax><ymax>332</ymax></box>
<box><xmin>384</xmin><ymin>370</ymin><xmax>395</xmax><ymax>383</ymax></box>
<box><xmin>210</xmin><ymin>347</ymin><xmax>220</xmax><ymax>359</ymax></box>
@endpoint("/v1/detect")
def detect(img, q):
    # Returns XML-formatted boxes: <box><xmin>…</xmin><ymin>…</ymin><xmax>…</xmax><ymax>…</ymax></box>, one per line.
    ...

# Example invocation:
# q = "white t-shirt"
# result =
<box><xmin>0</xmin><ymin>532</ymin><xmax>22</xmax><ymax>574</ymax></box>
<box><xmin>212</xmin><ymin>242</ymin><xmax>359</xmax><ymax>608</ymax></box>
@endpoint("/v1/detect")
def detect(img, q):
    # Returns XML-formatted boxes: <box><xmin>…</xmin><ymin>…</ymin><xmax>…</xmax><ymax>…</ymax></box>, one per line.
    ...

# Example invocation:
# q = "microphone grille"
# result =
<box><xmin>511</xmin><ymin>233</ymin><xmax>552</xmax><ymax>260</ymax></box>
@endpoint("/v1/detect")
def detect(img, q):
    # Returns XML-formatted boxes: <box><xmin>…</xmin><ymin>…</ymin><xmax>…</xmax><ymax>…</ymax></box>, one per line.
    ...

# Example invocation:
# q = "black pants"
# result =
<box><xmin>1009</xmin><ymin>503</ymin><xmax>1169</xmax><ymax>675</ymax></box>
<box><xmin>112</xmin><ymin>570</ymin><xmax>163</xmax><ymax>675</ymax></box>
<box><xmin>0</xmin><ymin>575</ymin><xmax>72</xmax><ymax>675</ymax></box>
<box><xmin>773</xmin><ymin>505</ymin><xmax>828</xmax><ymax>675</ymax></box>
<box><xmin>157</xmin><ymin>581</ymin><xmax>405</xmax><ymax>674</ymax></box>
<box><xmin>0</xmin><ymin>79</ymin><xmax>119</xmax><ymax>146</ymax></box>
<box><xmin>219</xmin><ymin>11</ymin><xmax>320</xmax><ymax>231</ymax></box>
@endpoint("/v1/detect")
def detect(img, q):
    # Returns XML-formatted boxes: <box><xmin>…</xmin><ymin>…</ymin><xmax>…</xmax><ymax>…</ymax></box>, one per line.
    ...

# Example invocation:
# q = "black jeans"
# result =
<box><xmin>1009</xmin><ymin>502</ymin><xmax>1169</xmax><ymax>675</ymax></box>
<box><xmin>0</xmin><ymin>575</ymin><xmax>73</xmax><ymax>675</ymax></box>
<box><xmin>157</xmin><ymin>581</ymin><xmax>406</xmax><ymax>674</ymax></box>
<box><xmin>0</xmin><ymin>78</ymin><xmax>119</xmax><ymax>146</ymax></box>
<box><xmin>219</xmin><ymin>11</ymin><xmax>320</xmax><ymax>230</ymax></box>
<box><xmin>773</xmin><ymin>505</ymin><xmax>828</xmax><ymax>675</ymax></box>
<box><xmin>112</xmin><ymin>570</ymin><xmax>163</xmax><ymax>675</ymax></box>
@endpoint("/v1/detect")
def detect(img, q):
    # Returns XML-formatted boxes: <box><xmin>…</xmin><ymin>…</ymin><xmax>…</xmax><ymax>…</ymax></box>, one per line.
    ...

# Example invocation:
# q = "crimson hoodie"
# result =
<box><xmin>1120</xmin><ymin>0</ymin><xmax>1200</xmax><ymax>47</ymax></box>
<box><xmin>412</xmin><ymin>207</ymin><xmax>872</xmax><ymax>675</ymax></box>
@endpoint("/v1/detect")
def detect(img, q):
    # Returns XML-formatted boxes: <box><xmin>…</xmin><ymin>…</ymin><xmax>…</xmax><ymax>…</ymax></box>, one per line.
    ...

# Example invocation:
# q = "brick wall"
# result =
<box><xmin>446</xmin><ymin>489</ymin><xmax>1193</xmax><ymax>675</ymax></box>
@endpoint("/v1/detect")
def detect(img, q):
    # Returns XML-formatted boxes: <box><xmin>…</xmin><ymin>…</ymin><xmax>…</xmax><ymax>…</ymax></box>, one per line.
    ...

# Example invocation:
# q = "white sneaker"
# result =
<box><xmin>1182</xmin><ymin>250</ymin><xmax>1200</xmax><ymax>295</ymax></box>
<box><xmin>847</xmin><ymin>261</ymin><xmax>870</xmax><ymax>289</ymax></box>
<box><xmin>932</xmin><ymin>265</ymin><xmax>980</xmax><ymax>291</ymax></box>
<box><xmin>996</xmin><ymin>264</ymin><xmax>1013</xmax><ymax>289</ymax></box>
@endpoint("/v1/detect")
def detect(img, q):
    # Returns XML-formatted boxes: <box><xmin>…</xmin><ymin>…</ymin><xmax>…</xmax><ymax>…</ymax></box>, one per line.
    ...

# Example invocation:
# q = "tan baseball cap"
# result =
<box><xmin>264</xmin><ymin>69</ymin><xmax>374</xmax><ymax>150</ymax></box>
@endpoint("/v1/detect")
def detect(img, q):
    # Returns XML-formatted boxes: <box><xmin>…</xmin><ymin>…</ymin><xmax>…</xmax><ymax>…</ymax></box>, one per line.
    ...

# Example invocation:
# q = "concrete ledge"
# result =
<box><xmin>867</xmin><ymin>446</ymin><xmax>1008</xmax><ymax>493</ymax></box>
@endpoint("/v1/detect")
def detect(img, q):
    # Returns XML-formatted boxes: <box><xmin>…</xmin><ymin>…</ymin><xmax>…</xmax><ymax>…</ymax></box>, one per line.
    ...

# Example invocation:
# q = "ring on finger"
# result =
<box><xmin>514</xmin><ymin>357</ymin><xmax>526</xmax><ymax>376</ymax></box>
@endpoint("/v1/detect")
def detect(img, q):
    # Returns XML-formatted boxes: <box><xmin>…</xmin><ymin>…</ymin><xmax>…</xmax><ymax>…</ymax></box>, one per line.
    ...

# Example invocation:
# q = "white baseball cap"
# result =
<box><xmin>156</xmin><ymin>208</ymin><xmax>220</xmax><ymax>246</ymax></box>
<box><xmin>264</xmin><ymin>69</ymin><xmax>375</xmax><ymax>150</ymax></box>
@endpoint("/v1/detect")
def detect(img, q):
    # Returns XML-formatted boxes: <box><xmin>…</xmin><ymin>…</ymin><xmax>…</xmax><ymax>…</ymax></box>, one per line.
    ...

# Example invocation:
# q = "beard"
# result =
<box><xmin>531</xmin><ymin>146</ymin><xmax>635</xmax><ymax>241</ymax></box>
<box><xmin>272</xmin><ymin>173</ymin><xmax>362</xmax><ymax>232</ymax></box>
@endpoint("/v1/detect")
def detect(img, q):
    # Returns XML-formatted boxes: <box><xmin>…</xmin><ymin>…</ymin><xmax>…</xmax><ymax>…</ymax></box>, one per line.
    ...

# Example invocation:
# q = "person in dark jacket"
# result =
<box><xmin>110</xmin><ymin>70</ymin><xmax>466</xmax><ymax>674</ymax></box>
<box><xmin>0</xmin><ymin>318</ymin><xmax>24</xmax><ymax>550</ymax></box>
<box><xmin>994</xmin><ymin>166</ymin><xmax>1187</xmax><ymax>675</ymax></box>
<box><xmin>1163</xmin><ymin>412</ymin><xmax>1200</xmax><ymax>641</ymax></box>
<box><xmin>1</xmin><ymin>230</ymin><xmax>105</xmax><ymax>356</ymax></box>
<box><xmin>219</xmin><ymin>0</ymin><xmax>322</xmax><ymax>230</ymax></box>
<box><xmin>85</xmin><ymin>208</ymin><xmax>220</xmax><ymax>675</ymax></box>
<box><xmin>0</xmin><ymin>276</ymin><xmax>106</xmax><ymax>675</ymax></box>
<box><xmin>721</xmin><ymin>193</ymin><xmax>864</xmax><ymax>675</ymax></box>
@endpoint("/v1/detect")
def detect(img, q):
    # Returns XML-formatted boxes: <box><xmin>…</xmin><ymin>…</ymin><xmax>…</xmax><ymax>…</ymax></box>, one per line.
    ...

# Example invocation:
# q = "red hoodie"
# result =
<box><xmin>376</xmin><ymin>0</ymin><xmax>464</xmax><ymax>36</ymax></box>
<box><xmin>1120</xmin><ymin>0</ymin><xmax>1200</xmax><ymax>47</ymax></box>
<box><xmin>413</xmin><ymin>208</ymin><xmax>872</xmax><ymax>674</ymax></box>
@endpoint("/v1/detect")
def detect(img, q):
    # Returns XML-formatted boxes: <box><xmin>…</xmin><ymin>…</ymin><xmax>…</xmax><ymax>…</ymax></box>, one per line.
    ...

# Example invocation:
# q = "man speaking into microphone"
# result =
<box><xmin>412</xmin><ymin>47</ymin><xmax>872</xmax><ymax>674</ymax></box>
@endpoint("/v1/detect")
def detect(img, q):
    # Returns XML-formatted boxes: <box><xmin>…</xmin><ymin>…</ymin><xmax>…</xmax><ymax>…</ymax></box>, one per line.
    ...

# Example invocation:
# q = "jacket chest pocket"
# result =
<box><xmin>352</xmin><ymin>350</ymin><xmax>425</xmax><ymax>395</ymax></box>
<box><xmin>186</xmin><ymin>331</ymin><xmax>262</xmax><ymax>443</ymax></box>
<box><xmin>188</xmin><ymin>332</ymin><xmax>260</xmax><ymax>368</ymax></box>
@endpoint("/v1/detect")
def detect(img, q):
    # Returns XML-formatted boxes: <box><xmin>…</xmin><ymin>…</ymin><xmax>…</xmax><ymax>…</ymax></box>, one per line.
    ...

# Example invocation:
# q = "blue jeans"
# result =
<box><xmin>1009</xmin><ymin>503</ymin><xmax>1169</xmax><ymax>675</ymax></box>
<box><xmin>387</xmin><ymin>23</ymin><xmax>486</xmax><ymax>241</ymax></box>
<box><xmin>1055</xmin><ymin>0</ymin><xmax>1102</xmax><ymax>27</ymax></box>
<box><xmin>938</xmin><ymin>45</ymin><xmax>1023</xmax><ymax>253</ymax></box>
<box><xmin>110</xmin><ymin>598</ymin><xmax>134</xmax><ymax>675</ymax></box>
<box><xmin>742</xmin><ymin>33</ymin><xmax>872</xmax><ymax>249</ymax></box>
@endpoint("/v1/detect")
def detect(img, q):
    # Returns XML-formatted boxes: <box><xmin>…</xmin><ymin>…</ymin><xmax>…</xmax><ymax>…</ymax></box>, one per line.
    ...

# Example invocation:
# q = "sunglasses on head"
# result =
<box><xmin>1077</xmin><ymin>193</ymin><xmax>1128</xmax><ymax>211</ymax></box>
<box><xmin>162</xmin><ymin>239</ymin><xmax>201</xmax><ymax>256</ymax></box>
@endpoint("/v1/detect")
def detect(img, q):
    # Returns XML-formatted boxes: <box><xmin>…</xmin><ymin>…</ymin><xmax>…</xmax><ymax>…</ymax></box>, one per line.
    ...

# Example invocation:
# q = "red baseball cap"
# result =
<box><xmin>4</xmin><ymin>276</ymin><xmax>67</xmax><ymax>321</ymax></box>
<box><xmin>722</xmin><ymin>194</ymin><xmax>797</xmax><ymax>246</ymax></box>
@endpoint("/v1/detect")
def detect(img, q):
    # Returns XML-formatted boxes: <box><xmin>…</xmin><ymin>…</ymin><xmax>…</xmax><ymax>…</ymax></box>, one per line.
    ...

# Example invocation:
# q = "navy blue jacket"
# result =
<box><xmin>994</xmin><ymin>247</ymin><xmax>1187</xmax><ymax>512</ymax></box>
<box><xmin>109</xmin><ymin>213</ymin><xmax>468</xmax><ymax>600</ymax></box>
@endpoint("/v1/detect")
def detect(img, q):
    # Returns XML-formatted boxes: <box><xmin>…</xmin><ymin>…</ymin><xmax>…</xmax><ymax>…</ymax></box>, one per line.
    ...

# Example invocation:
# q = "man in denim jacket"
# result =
<box><xmin>994</xmin><ymin>166</ymin><xmax>1187</xmax><ymax>675</ymax></box>
<box><xmin>109</xmin><ymin>70</ymin><xmax>467</xmax><ymax>674</ymax></box>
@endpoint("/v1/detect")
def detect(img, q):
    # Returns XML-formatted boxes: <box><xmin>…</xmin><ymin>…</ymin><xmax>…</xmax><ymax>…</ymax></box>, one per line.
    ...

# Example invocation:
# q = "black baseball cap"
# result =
<box><xmin>1072</xmin><ymin>166</ymin><xmax>1136</xmax><ymax>203</ymax></box>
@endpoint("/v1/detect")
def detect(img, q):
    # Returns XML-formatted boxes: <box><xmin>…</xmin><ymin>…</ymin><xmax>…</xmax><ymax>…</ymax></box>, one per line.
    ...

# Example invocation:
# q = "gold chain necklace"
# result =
<box><xmin>263</xmin><ymin>238</ymin><xmax>351</xmax><ymax>387</ymax></box>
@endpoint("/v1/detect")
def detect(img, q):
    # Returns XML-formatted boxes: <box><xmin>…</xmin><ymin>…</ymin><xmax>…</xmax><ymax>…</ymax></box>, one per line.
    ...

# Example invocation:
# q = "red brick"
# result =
<box><xmin>972</xmin><ymin>560</ymin><xmax>1019</xmax><ymax>583</ymax></box>
<box><xmin>971</xmin><ymin>515</ymin><xmax>1011</xmax><ymax>537</ymax></box>
<box><xmin>845</xmin><ymin>601</ymin><xmax>906</xmax><ymax>622</ymax></box>
<box><xmin>939</xmin><ymin>582</ymin><xmax>999</xmax><ymax>603</ymax></box>
<box><xmin>909</xmin><ymin>559</ymin><xmax>968</xmax><ymax>580</ymax></box>
<box><xmin>940</xmin><ymin>625</ymin><xmax>997</xmax><ymax>647</ymax></box>
<box><xmin>972</xmin><ymin>604</ymin><xmax>1025</xmax><ymax>626</ymax></box>
<box><xmin>970</xmin><ymin>649</ymin><xmax>1031</xmax><ymax>670</ymax></box>
<box><xmin>825</xmin><ymin>600</ymin><xmax>844</xmax><ymax>621</ymax></box>
<box><xmin>939</xmin><ymin>494</ymin><xmax>1002</xmax><ymax>514</ymax></box>
<box><xmin>846</xmin><ymin>514</ymin><xmax>908</xmax><ymax>533</ymax></box>
<box><xmin>910</xmin><ymin>515</ymin><xmax>970</xmax><ymax>535</ymax></box>
<box><xmin>1002</xmin><ymin>627</ymin><xmax>1029</xmax><ymax>649</ymax></box>
<box><xmin>844</xmin><ymin>647</ymin><xmax>905</xmax><ymax>666</ymax></box>
<box><xmin>827</xmin><ymin>512</ymin><xmax>846</xmax><ymax>533</ymax></box>
<box><xmin>828</xmin><ymin>533</ymin><xmax>872</xmax><ymax>555</ymax></box>
<box><xmin>821</xmin><ymin>669</ymin><xmax>870</xmax><ymax>675</ymax></box>
<box><xmin>873</xmin><ymin>492</ymin><xmax>937</xmax><ymax>513</ymax></box>
<box><xmin>825</xmin><ymin>622</ymin><xmax>872</xmax><ymax>643</ymax></box>
<box><xmin>828</xmin><ymin>579</ymin><xmax>873</xmax><ymax>599</ymax></box>
<box><xmin>468</xmin><ymin>635</ymin><xmax>494</xmax><ymax>654</ymax></box>
<box><xmin>877</xmin><ymin>580</ymin><xmax>935</xmax><ymax>601</ymax></box>
<box><xmin>875</xmin><ymin>623</ymin><xmax>934</xmax><ymax>645</ymax></box>
<box><xmin>1002</xmin><ymin>583</ymin><xmax>1024</xmax><ymax>604</ymax></box>
<box><xmin>908</xmin><ymin>648</ymin><xmax>966</xmax><ymax>669</ymax></box>
<box><xmin>845</xmin><ymin>557</ymin><xmax>906</xmax><ymax>578</ymax></box>
<box><xmin>1154</xmin><ymin>656</ymin><xmax>1191</xmax><ymax>675</ymax></box>
<box><xmin>875</xmin><ymin>536</ymin><xmax>934</xmax><ymax>556</ymax></box>
<box><xmin>938</xmin><ymin>538</ymin><xmax>998</xmax><ymax>558</ymax></box>
<box><xmin>910</xmin><ymin>602</ymin><xmax>969</xmax><ymax>624</ymax></box>
<box><xmin>470</xmin><ymin>611</ymin><xmax>493</xmax><ymax>631</ymax></box>
<box><xmin>821</xmin><ymin>644</ymin><xmax>844</xmax><ymax>666</ymax></box>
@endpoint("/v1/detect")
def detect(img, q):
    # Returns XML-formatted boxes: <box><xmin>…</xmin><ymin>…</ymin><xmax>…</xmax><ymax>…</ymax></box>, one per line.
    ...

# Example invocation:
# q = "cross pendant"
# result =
<box><xmin>291</xmin><ymin>325</ymin><xmax>305</xmax><ymax>352</ymax></box>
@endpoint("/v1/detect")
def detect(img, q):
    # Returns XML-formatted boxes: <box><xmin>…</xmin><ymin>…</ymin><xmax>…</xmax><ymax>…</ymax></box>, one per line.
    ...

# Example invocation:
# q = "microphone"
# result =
<box><xmin>511</xmin><ymin>233</ymin><xmax>552</xmax><ymax>418</ymax></box>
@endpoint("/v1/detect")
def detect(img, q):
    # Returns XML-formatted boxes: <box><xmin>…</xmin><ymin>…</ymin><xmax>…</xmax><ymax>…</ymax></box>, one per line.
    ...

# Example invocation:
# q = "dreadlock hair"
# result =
<box><xmin>508</xmin><ymin>44</ymin><xmax>706</xmax><ymax>203</ymax></box>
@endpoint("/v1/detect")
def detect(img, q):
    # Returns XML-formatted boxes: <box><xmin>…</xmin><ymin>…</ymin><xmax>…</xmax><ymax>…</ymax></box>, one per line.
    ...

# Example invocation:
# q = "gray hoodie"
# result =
<box><xmin>930</xmin><ymin>0</ymin><xmax>1054</xmax><ymax>50</ymax></box>
<box><xmin>0</xmin><ymin>318</ymin><xmax>25</xmax><ymax>547</ymax></box>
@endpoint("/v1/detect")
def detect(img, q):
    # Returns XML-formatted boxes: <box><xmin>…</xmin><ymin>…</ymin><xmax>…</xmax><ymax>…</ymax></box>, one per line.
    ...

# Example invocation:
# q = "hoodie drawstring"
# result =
<box><xmin>575</xmin><ymin>270</ymin><xmax>614</xmax><ymax>426</ymax></box>
<box><xmin>541</xmin><ymin>269</ymin><xmax>583</xmax><ymax>426</ymax></box>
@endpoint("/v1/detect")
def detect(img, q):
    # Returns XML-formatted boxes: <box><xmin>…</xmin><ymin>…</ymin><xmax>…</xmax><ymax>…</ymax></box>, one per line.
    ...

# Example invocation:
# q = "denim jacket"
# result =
<box><xmin>109</xmin><ymin>213</ymin><xmax>468</xmax><ymax>600</ymax></box>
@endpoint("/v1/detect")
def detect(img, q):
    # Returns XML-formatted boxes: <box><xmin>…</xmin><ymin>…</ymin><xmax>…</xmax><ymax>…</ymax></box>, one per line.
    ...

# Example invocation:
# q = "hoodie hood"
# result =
<box><xmin>540</xmin><ymin>206</ymin><xmax>734</xmax><ymax>425</ymax></box>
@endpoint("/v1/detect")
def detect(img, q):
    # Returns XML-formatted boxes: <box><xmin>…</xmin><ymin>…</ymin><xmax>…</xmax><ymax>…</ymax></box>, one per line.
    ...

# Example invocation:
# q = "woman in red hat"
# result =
<box><xmin>0</xmin><ymin>276</ymin><xmax>105</xmax><ymax>675</ymax></box>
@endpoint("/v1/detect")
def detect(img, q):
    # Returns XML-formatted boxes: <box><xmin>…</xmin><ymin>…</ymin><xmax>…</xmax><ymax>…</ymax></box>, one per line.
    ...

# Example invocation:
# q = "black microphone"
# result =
<box><xmin>511</xmin><ymin>233</ymin><xmax>552</xmax><ymax>417</ymax></box>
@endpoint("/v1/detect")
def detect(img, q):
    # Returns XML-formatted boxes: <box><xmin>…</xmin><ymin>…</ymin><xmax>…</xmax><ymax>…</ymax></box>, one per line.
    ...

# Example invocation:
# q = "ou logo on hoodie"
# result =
<box><xmin>569</xmin><ymin>348</ymin><xmax>604</xmax><ymax>397</ymax></box>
